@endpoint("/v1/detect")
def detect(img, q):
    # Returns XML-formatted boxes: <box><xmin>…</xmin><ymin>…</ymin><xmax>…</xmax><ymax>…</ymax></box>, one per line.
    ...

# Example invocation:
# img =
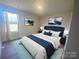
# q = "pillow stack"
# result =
<box><xmin>42</xmin><ymin>29</ymin><xmax>60</xmax><ymax>37</ymax></box>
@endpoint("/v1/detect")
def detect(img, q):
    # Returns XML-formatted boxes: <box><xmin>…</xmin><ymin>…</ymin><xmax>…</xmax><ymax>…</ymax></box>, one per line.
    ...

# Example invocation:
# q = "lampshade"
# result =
<box><xmin>40</xmin><ymin>26</ymin><xmax>44</xmax><ymax>30</ymax></box>
<box><xmin>64</xmin><ymin>30</ymin><xmax>69</xmax><ymax>35</ymax></box>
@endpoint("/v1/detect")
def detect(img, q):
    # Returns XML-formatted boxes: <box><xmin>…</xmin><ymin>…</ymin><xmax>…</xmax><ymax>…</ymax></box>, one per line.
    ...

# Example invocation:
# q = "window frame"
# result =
<box><xmin>7</xmin><ymin>12</ymin><xmax>18</xmax><ymax>32</ymax></box>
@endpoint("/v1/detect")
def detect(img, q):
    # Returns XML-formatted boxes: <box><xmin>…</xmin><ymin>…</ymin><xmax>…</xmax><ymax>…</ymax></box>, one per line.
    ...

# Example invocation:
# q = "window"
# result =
<box><xmin>7</xmin><ymin>12</ymin><xmax>18</xmax><ymax>32</ymax></box>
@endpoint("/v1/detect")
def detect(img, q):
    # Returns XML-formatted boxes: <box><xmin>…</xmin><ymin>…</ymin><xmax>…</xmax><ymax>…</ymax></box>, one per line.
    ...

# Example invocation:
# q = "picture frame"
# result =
<box><xmin>48</xmin><ymin>17</ymin><xmax>62</xmax><ymax>25</ymax></box>
<box><xmin>24</xmin><ymin>18</ymin><xmax>34</xmax><ymax>26</ymax></box>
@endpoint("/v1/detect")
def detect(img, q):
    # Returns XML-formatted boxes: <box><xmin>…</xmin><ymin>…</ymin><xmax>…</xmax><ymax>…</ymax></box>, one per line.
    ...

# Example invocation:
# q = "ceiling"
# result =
<box><xmin>0</xmin><ymin>0</ymin><xmax>74</xmax><ymax>17</ymax></box>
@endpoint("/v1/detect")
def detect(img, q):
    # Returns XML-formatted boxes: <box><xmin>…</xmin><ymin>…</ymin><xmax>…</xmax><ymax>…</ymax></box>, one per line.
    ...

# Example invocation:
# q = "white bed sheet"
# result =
<box><xmin>20</xmin><ymin>33</ymin><xmax>61</xmax><ymax>59</ymax></box>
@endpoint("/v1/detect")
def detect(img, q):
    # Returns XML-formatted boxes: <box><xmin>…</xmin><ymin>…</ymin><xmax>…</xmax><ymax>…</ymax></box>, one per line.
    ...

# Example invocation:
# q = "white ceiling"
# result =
<box><xmin>0</xmin><ymin>0</ymin><xmax>74</xmax><ymax>16</ymax></box>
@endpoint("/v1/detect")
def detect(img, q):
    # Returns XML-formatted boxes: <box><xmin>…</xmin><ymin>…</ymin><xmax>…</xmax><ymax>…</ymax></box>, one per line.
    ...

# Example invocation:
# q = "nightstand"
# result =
<box><xmin>38</xmin><ymin>30</ymin><xmax>42</xmax><ymax>33</ymax></box>
<box><xmin>60</xmin><ymin>35</ymin><xmax>66</xmax><ymax>45</ymax></box>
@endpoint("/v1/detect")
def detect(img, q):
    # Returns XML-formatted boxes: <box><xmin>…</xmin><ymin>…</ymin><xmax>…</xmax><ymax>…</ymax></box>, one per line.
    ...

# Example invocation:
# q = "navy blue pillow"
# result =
<box><xmin>44</xmin><ymin>31</ymin><xmax>52</xmax><ymax>36</ymax></box>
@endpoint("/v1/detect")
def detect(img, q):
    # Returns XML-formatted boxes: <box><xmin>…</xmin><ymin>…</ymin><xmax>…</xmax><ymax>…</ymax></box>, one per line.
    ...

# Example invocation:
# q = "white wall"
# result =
<box><xmin>18</xmin><ymin>12</ymin><xmax>40</xmax><ymax>37</ymax></box>
<box><xmin>39</xmin><ymin>11</ymin><xmax>72</xmax><ymax>31</ymax></box>
<box><xmin>0</xmin><ymin>4</ymin><xmax>40</xmax><ymax>42</ymax></box>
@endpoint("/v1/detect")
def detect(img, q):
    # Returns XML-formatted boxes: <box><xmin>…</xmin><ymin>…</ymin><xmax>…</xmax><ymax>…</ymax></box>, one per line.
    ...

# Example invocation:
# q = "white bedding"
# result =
<box><xmin>20</xmin><ymin>33</ymin><xmax>61</xmax><ymax>59</ymax></box>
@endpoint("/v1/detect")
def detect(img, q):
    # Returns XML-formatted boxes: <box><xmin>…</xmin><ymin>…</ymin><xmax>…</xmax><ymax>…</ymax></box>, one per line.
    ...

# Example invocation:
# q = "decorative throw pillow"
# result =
<box><xmin>44</xmin><ymin>31</ymin><xmax>52</xmax><ymax>36</ymax></box>
<box><xmin>51</xmin><ymin>31</ymin><xmax>60</xmax><ymax>37</ymax></box>
<box><xmin>42</xmin><ymin>29</ymin><xmax>50</xmax><ymax>33</ymax></box>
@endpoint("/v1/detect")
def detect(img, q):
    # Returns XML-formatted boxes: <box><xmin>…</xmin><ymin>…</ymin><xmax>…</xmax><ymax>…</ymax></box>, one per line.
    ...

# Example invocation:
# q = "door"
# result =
<box><xmin>5</xmin><ymin>12</ymin><xmax>19</xmax><ymax>40</ymax></box>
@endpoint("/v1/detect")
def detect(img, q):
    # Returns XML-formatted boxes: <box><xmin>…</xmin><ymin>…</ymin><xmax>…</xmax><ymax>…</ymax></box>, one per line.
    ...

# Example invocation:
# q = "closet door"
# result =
<box><xmin>0</xmin><ymin>30</ymin><xmax>1</xmax><ymax>59</ymax></box>
<box><xmin>0</xmin><ymin>10</ymin><xmax>7</xmax><ymax>42</ymax></box>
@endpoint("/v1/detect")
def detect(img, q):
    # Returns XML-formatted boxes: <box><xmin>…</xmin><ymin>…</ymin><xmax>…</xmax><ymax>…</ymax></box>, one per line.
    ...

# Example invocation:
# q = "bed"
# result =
<box><xmin>20</xmin><ymin>26</ymin><xmax>65</xmax><ymax>59</ymax></box>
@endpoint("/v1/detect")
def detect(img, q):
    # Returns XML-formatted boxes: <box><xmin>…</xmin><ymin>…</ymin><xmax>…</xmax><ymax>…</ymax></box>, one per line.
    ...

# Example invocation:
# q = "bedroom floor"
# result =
<box><xmin>2</xmin><ymin>40</ymin><xmax>64</xmax><ymax>59</ymax></box>
<box><xmin>2</xmin><ymin>40</ymin><xmax>20</xmax><ymax>59</ymax></box>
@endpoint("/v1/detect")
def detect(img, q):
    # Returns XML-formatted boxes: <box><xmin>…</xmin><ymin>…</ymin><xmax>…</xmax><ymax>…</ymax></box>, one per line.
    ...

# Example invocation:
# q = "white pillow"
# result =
<box><xmin>51</xmin><ymin>31</ymin><xmax>60</xmax><ymax>37</ymax></box>
<box><xmin>42</xmin><ymin>29</ymin><xmax>50</xmax><ymax>33</ymax></box>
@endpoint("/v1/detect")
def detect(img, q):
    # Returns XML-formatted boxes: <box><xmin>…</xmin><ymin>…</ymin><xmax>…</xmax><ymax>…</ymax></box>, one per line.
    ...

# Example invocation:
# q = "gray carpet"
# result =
<box><xmin>50</xmin><ymin>48</ymin><xmax>63</xmax><ymax>59</ymax></box>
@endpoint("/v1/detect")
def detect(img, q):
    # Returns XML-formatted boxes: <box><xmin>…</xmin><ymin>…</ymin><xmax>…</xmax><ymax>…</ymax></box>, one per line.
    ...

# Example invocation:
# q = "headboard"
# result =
<box><xmin>44</xmin><ymin>26</ymin><xmax>65</xmax><ymax>37</ymax></box>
